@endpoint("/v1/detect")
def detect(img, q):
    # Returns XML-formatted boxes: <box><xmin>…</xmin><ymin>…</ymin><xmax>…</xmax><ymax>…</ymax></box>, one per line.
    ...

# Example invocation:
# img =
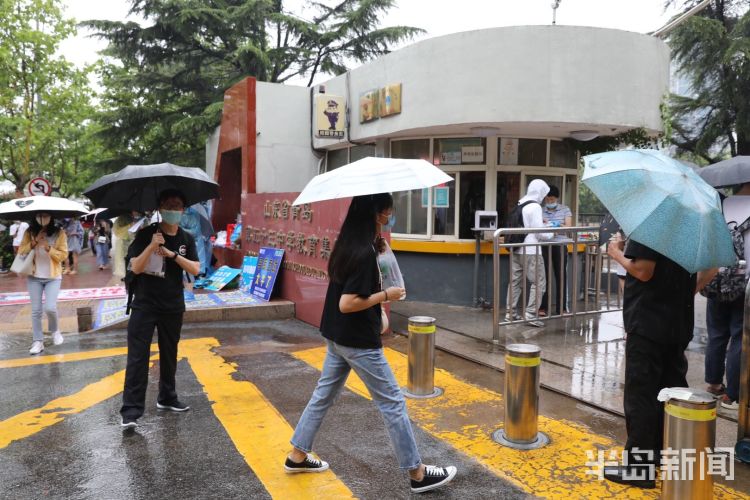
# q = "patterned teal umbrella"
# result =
<box><xmin>582</xmin><ymin>149</ymin><xmax>735</xmax><ymax>273</ymax></box>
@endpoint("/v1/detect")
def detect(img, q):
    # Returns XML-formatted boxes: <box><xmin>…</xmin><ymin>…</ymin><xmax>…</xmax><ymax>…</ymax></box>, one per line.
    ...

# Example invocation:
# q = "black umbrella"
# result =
<box><xmin>83</xmin><ymin>163</ymin><xmax>220</xmax><ymax>212</ymax></box>
<box><xmin>697</xmin><ymin>156</ymin><xmax>750</xmax><ymax>188</ymax></box>
<box><xmin>598</xmin><ymin>211</ymin><xmax>623</xmax><ymax>247</ymax></box>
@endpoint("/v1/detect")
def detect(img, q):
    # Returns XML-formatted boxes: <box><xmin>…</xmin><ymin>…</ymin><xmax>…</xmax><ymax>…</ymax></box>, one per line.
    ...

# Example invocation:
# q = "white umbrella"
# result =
<box><xmin>292</xmin><ymin>157</ymin><xmax>454</xmax><ymax>205</ymax></box>
<box><xmin>0</xmin><ymin>195</ymin><xmax>89</xmax><ymax>220</ymax></box>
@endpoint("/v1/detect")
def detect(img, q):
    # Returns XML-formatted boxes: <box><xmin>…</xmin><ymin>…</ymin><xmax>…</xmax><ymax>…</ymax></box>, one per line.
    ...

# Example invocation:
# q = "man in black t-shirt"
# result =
<box><xmin>120</xmin><ymin>189</ymin><xmax>200</xmax><ymax>429</ymax></box>
<box><xmin>604</xmin><ymin>236</ymin><xmax>706</xmax><ymax>488</ymax></box>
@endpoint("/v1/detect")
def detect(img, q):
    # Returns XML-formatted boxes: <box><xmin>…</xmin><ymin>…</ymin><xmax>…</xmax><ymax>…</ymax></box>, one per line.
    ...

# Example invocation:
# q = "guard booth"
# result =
<box><xmin>737</xmin><ymin>284</ymin><xmax>750</xmax><ymax>463</ymax></box>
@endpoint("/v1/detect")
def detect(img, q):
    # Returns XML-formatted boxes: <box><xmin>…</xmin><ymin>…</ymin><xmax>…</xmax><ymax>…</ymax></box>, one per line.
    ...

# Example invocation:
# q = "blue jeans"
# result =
<box><xmin>705</xmin><ymin>296</ymin><xmax>744</xmax><ymax>401</ymax></box>
<box><xmin>95</xmin><ymin>242</ymin><xmax>109</xmax><ymax>267</ymax></box>
<box><xmin>27</xmin><ymin>277</ymin><xmax>61</xmax><ymax>341</ymax></box>
<box><xmin>290</xmin><ymin>340</ymin><xmax>421</xmax><ymax>470</ymax></box>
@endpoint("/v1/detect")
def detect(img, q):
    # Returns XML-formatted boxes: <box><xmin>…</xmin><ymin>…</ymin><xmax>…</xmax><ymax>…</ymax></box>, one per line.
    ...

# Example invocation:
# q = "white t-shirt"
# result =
<box><xmin>12</xmin><ymin>222</ymin><xmax>28</xmax><ymax>247</ymax></box>
<box><xmin>33</xmin><ymin>245</ymin><xmax>53</xmax><ymax>279</ymax></box>
<box><xmin>721</xmin><ymin>195</ymin><xmax>750</xmax><ymax>272</ymax></box>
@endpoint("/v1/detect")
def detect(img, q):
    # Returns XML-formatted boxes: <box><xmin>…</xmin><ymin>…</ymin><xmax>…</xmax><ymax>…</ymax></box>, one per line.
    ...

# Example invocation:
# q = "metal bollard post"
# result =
<box><xmin>402</xmin><ymin>316</ymin><xmax>443</xmax><ymax>399</ymax></box>
<box><xmin>661</xmin><ymin>389</ymin><xmax>717</xmax><ymax>500</ymax></box>
<box><xmin>492</xmin><ymin>344</ymin><xmax>549</xmax><ymax>449</ymax></box>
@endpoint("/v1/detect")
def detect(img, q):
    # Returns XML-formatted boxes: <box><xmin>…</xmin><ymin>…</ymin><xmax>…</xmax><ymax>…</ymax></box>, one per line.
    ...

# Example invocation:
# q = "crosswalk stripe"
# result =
<box><xmin>0</xmin><ymin>346</ymin><xmax>137</xmax><ymax>369</ymax></box>
<box><xmin>0</xmin><ymin>356</ymin><xmax>153</xmax><ymax>449</ymax></box>
<box><xmin>181</xmin><ymin>338</ymin><xmax>356</xmax><ymax>499</ymax></box>
<box><xmin>292</xmin><ymin>346</ymin><xmax>747</xmax><ymax>500</ymax></box>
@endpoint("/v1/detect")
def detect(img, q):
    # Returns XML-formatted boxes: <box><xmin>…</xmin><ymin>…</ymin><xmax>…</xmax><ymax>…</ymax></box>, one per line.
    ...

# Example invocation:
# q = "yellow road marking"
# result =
<box><xmin>0</xmin><ymin>356</ymin><xmax>156</xmax><ymax>449</ymax></box>
<box><xmin>293</xmin><ymin>346</ymin><xmax>747</xmax><ymax>500</ymax></box>
<box><xmin>181</xmin><ymin>338</ymin><xmax>356</xmax><ymax>499</ymax></box>
<box><xmin>0</xmin><ymin>345</ymin><xmax>159</xmax><ymax>369</ymax></box>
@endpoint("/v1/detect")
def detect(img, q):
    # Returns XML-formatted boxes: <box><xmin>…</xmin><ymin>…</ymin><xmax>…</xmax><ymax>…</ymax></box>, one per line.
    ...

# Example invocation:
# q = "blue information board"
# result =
<box><xmin>241</xmin><ymin>255</ymin><xmax>258</xmax><ymax>294</ymax></box>
<box><xmin>204</xmin><ymin>265</ymin><xmax>242</xmax><ymax>291</ymax></box>
<box><xmin>251</xmin><ymin>247</ymin><xmax>285</xmax><ymax>301</ymax></box>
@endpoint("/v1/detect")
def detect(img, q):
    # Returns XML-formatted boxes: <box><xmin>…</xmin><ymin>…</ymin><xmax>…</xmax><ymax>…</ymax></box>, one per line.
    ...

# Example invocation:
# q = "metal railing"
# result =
<box><xmin>492</xmin><ymin>225</ymin><xmax>623</xmax><ymax>345</ymax></box>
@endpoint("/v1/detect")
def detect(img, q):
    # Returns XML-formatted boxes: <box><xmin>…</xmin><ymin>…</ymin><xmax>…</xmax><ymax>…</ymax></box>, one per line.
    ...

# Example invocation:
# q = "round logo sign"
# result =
<box><xmin>26</xmin><ymin>177</ymin><xmax>52</xmax><ymax>196</ymax></box>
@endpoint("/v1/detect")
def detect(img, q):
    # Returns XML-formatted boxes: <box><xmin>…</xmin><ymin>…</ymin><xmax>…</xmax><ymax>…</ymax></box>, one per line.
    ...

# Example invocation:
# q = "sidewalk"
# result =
<box><xmin>0</xmin><ymin>250</ymin><xmax>118</xmax><ymax>335</ymax></box>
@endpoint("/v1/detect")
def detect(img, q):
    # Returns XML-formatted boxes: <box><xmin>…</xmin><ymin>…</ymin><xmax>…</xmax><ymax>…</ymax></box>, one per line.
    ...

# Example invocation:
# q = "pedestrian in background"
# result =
<box><xmin>703</xmin><ymin>182</ymin><xmax>750</xmax><ymax>410</ymax></box>
<box><xmin>120</xmin><ymin>189</ymin><xmax>199</xmax><ymax>428</ymax></box>
<box><xmin>63</xmin><ymin>217</ymin><xmax>84</xmax><ymax>275</ymax></box>
<box><xmin>540</xmin><ymin>185</ymin><xmax>573</xmax><ymax>316</ymax></box>
<box><xmin>112</xmin><ymin>212</ymin><xmax>140</xmax><ymax>279</ymax></box>
<box><xmin>11</xmin><ymin>220</ymin><xmax>29</xmax><ymax>254</ymax></box>
<box><xmin>95</xmin><ymin>219</ymin><xmax>111</xmax><ymax>270</ymax></box>
<box><xmin>506</xmin><ymin>179</ymin><xmax>554</xmax><ymax>323</ymax></box>
<box><xmin>285</xmin><ymin>193</ymin><xmax>457</xmax><ymax>494</ymax></box>
<box><xmin>18</xmin><ymin>213</ymin><xmax>68</xmax><ymax>355</ymax></box>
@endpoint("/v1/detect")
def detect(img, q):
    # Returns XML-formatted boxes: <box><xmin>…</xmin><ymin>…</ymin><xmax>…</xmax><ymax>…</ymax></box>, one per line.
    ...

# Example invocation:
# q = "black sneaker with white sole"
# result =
<box><xmin>156</xmin><ymin>400</ymin><xmax>190</xmax><ymax>412</ymax></box>
<box><xmin>120</xmin><ymin>416</ymin><xmax>138</xmax><ymax>429</ymax></box>
<box><xmin>284</xmin><ymin>454</ymin><xmax>330</xmax><ymax>473</ymax></box>
<box><xmin>410</xmin><ymin>465</ymin><xmax>457</xmax><ymax>493</ymax></box>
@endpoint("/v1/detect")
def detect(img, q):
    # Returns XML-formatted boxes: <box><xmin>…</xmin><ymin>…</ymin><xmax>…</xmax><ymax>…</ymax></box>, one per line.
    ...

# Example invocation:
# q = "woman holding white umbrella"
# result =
<box><xmin>285</xmin><ymin>193</ymin><xmax>457</xmax><ymax>494</ymax></box>
<box><xmin>0</xmin><ymin>196</ymin><xmax>88</xmax><ymax>355</ymax></box>
<box><xmin>17</xmin><ymin>213</ymin><xmax>68</xmax><ymax>354</ymax></box>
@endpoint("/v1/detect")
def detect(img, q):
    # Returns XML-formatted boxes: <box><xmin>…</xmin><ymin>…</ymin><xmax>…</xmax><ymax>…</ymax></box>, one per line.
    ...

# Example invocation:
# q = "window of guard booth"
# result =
<box><xmin>326</xmin><ymin>148</ymin><xmax>349</xmax><ymax>171</ymax></box>
<box><xmin>350</xmin><ymin>143</ymin><xmax>376</xmax><ymax>163</ymax></box>
<box><xmin>549</xmin><ymin>140</ymin><xmax>578</xmax><ymax>168</ymax></box>
<box><xmin>517</xmin><ymin>139</ymin><xmax>547</xmax><ymax>166</ymax></box>
<box><xmin>433</xmin><ymin>138</ymin><xmax>486</xmax><ymax>166</ymax></box>
<box><xmin>458</xmin><ymin>171</ymin><xmax>486</xmax><ymax>239</ymax></box>
<box><xmin>497</xmin><ymin>172</ymin><xmax>521</xmax><ymax>226</ymax></box>
<box><xmin>431</xmin><ymin>173</ymin><xmax>456</xmax><ymax>237</ymax></box>
<box><xmin>391</xmin><ymin>139</ymin><xmax>431</xmax><ymax>237</ymax></box>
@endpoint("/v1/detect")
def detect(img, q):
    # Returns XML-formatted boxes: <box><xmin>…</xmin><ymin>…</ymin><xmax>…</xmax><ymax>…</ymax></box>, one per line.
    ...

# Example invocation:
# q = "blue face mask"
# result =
<box><xmin>545</xmin><ymin>203</ymin><xmax>558</xmax><ymax>210</ymax></box>
<box><xmin>383</xmin><ymin>213</ymin><xmax>396</xmax><ymax>230</ymax></box>
<box><xmin>160</xmin><ymin>209</ymin><xmax>183</xmax><ymax>225</ymax></box>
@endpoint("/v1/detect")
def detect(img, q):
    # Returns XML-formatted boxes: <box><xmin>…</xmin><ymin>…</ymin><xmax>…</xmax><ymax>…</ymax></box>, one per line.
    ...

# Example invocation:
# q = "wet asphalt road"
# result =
<box><xmin>0</xmin><ymin>321</ymin><xmax>528</xmax><ymax>500</ymax></box>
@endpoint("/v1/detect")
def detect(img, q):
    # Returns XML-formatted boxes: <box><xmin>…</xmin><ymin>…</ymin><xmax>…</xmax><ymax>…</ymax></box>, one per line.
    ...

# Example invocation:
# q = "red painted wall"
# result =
<box><xmin>242</xmin><ymin>193</ymin><xmax>351</xmax><ymax>327</ymax></box>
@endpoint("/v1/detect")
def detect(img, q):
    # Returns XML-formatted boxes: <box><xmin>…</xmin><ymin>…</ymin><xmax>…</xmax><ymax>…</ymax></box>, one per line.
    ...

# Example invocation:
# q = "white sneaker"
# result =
<box><xmin>29</xmin><ymin>341</ymin><xmax>44</xmax><ymax>355</ymax></box>
<box><xmin>52</xmin><ymin>331</ymin><xmax>64</xmax><ymax>345</ymax></box>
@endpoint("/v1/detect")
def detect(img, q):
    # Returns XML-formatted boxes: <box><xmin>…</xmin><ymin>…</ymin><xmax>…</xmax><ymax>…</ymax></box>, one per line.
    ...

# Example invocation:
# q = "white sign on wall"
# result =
<box><xmin>461</xmin><ymin>146</ymin><xmax>484</xmax><ymax>163</ymax></box>
<box><xmin>500</xmin><ymin>138</ymin><xmax>519</xmax><ymax>165</ymax></box>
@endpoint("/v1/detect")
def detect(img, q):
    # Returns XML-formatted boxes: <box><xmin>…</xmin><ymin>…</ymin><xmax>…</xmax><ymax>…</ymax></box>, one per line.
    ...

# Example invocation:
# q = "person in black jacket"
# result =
<box><xmin>284</xmin><ymin>194</ymin><xmax>457</xmax><ymax>494</ymax></box>
<box><xmin>604</xmin><ymin>234</ymin><xmax>714</xmax><ymax>489</ymax></box>
<box><xmin>120</xmin><ymin>189</ymin><xmax>200</xmax><ymax>428</ymax></box>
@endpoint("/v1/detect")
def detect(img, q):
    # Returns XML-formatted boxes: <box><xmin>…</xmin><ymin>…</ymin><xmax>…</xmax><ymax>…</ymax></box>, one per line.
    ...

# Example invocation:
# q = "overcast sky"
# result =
<box><xmin>59</xmin><ymin>0</ymin><xmax>684</xmax><ymax>85</ymax></box>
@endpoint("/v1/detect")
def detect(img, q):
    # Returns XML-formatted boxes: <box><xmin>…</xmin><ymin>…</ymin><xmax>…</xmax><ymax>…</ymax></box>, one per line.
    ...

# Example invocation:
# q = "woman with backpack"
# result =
<box><xmin>17</xmin><ymin>213</ymin><xmax>68</xmax><ymax>354</ymax></box>
<box><xmin>284</xmin><ymin>193</ymin><xmax>457</xmax><ymax>494</ymax></box>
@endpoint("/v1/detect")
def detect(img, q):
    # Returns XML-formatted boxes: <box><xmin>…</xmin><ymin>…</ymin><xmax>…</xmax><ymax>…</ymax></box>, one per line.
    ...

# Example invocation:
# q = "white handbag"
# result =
<box><xmin>10</xmin><ymin>249</ymin><xmax>35</xmax><ymax>276</ymax></box>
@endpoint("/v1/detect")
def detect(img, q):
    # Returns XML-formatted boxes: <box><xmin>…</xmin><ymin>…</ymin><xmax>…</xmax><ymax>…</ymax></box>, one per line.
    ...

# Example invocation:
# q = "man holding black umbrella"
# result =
<box><xmin>120</xmin><ymin>189</ymin><xmax>200</xmax><ymax>428</ymax></box>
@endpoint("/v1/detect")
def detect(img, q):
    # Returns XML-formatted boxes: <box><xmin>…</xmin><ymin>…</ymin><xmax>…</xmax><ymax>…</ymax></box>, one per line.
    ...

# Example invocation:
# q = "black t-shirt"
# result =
<box><xmin>622</xmin><ymin>239</ymin><xmax>696</xmax><ymax>345</ymax></box>
<box><xmin>320</xmin><ymin>246</ymin><xmax>383</xmax><ymax>349</ymax></box>
<box><xmin>127</xmin><ymin>224</ymin><xmax>198</xmax><ymax>314</ymax></box>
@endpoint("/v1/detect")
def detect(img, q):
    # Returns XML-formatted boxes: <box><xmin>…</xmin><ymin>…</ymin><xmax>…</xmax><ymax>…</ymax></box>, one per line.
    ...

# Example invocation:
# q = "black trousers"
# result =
<box><xmin>540</xmin><ymin>245</ymin><xmax>567</xmax><ymax>315</ymax></box>
<box><xmin>623</xmin><ymin>332</ymin><xmax>689</xmax><ymax>465</ymax></box>
<box><xmin>120</xmin><ymin>308</ymin><xmax>183</xmax><ymax>419</ymax></box>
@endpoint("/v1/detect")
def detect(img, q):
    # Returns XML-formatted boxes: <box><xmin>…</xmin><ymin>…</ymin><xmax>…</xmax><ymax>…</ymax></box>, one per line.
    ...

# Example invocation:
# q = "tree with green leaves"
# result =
<box><xmin>87</xmin><ymin>0</ymin><xmax>423</xmax><ymax>170</ymax></box>
<box><xmin>667</xmin><ymin>0</ymin><xmax>750</xmax><ymax>160</ymax></box>
<box><xmin>0</xmin><ymin>0</ymin><xmax>102</xmax><ymax>196</ymax></box>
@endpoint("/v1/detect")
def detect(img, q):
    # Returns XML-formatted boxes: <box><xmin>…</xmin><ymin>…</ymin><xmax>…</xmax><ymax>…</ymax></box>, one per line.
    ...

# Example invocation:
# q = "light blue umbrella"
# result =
<box><xmin>582</xmin><ymin>149</ymin><xmax>735</xmax><ymax>273</ymax></box>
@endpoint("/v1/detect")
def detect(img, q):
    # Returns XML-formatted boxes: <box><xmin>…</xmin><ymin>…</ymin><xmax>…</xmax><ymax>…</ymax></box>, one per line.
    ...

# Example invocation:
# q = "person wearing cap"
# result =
<box><xmin>119</xmin><ymin>189</ymin><xmax>200</xmax><ymax>429</ymax></box>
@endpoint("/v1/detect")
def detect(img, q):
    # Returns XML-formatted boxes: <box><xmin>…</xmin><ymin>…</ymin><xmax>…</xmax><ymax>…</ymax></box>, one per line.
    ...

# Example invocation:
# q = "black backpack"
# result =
<box><xmin>506</xmin><ymin>200</ymin><xmax>538</xmax><ymax>245</ymax></box>
<box><xmin>700</xmin><ymin>215</ymin><xmax>750</xmax><ymax>302</ymax></box>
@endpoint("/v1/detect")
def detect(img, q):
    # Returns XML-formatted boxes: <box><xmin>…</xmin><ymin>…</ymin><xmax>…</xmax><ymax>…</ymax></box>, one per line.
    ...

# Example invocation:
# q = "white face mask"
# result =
<box><xmin>36</xmin><ymin>214</ymin><xmax>51</xmax><ymax>226</ymax></box>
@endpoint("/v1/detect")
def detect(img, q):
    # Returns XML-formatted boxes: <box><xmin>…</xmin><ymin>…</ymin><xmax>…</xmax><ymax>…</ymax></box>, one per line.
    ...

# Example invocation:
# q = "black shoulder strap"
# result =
<box><xmin>518</xmin><ymin>200</ymin><xmax>538</xmax><ymax>210</ymax></box>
